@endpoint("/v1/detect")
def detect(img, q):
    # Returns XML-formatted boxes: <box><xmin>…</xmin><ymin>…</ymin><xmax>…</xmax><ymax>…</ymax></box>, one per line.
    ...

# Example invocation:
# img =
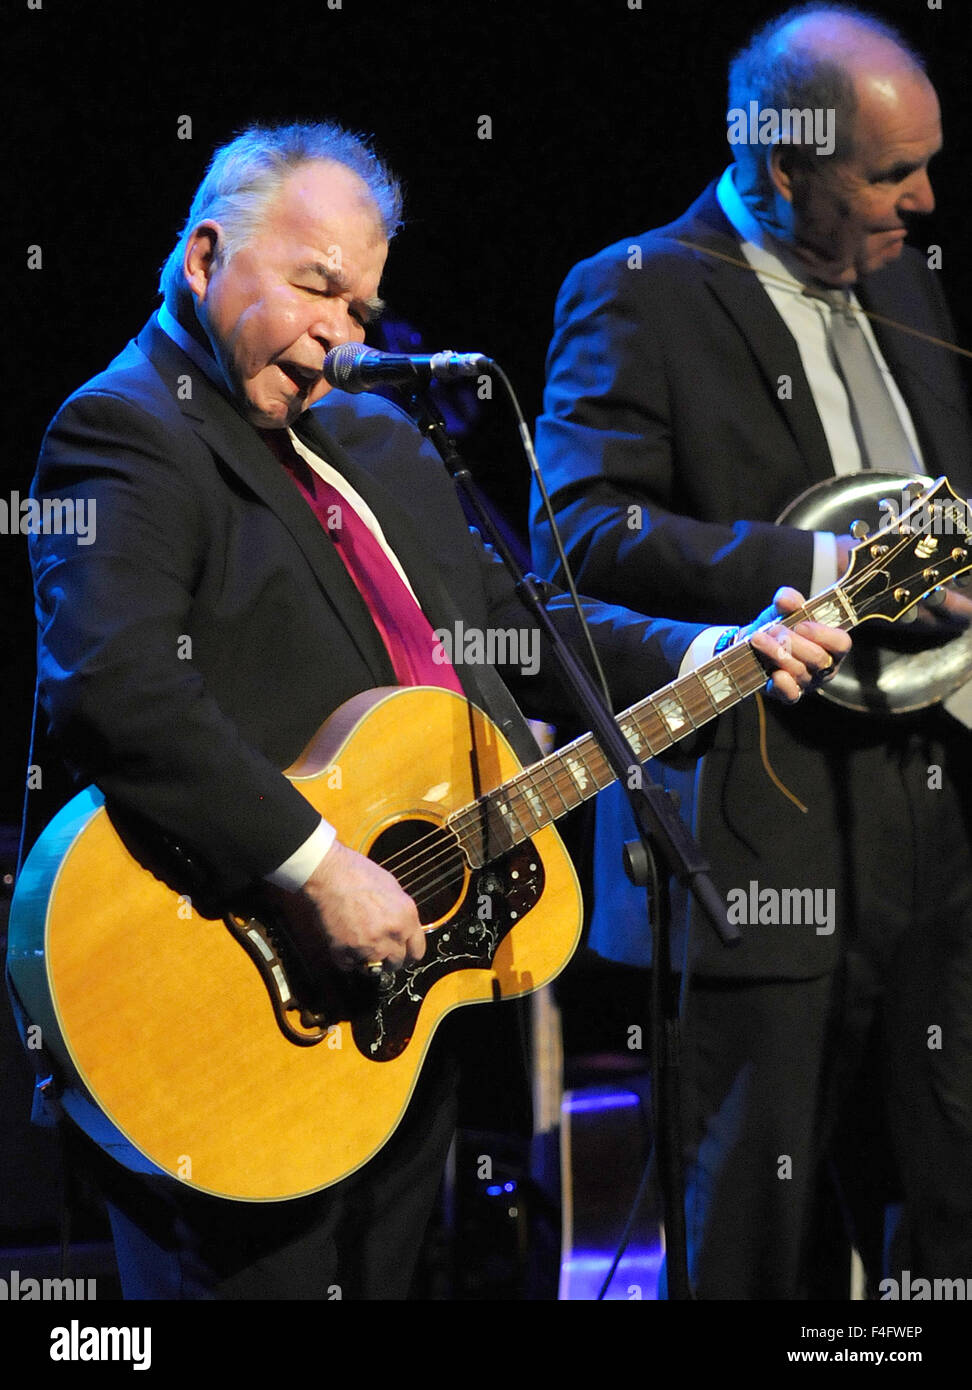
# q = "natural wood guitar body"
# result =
<box><xmin>8</xmin><ymin>686</ymin><xmax>581</xmax><ymax>1201</ymax></box>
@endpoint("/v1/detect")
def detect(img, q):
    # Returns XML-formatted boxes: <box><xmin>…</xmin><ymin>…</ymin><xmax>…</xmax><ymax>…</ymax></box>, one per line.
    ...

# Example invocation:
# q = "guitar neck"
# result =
<box><xmin>449</xmin><ymin>586</ymin><xmax>857</xmax><ymax>867</ymax></box>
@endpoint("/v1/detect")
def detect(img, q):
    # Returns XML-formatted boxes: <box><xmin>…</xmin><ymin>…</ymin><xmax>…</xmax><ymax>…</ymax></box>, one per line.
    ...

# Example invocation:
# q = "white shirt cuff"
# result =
<box><xmin>678</xmin><ymin>627</ymin><xmax>736</xmax><ymax>675</ymax></box>
<box><xmin>811</xmin><ymin>532</ymin><xmax>840</xmax><ymax>596</ymax></box>
<box><xmin>265</xmin><ymin>819</ymin><xmax>337</xmax><ymax>890</ymax></box>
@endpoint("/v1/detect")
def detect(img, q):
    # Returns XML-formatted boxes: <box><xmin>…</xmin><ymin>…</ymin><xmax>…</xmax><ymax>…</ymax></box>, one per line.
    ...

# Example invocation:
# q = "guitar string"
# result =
<box><xmin>371</xmin><ymin>669</ymin><xmax>757</xmax><ymax>898</ymax></box>
<box><xmin>376</xmin><ymin>526</ymin><xmax>946</xmax><ymax>910</ymax></box>
<box><xmin>386</xmin><ymin>595</ymin><xmax>833</xmax><ymax>895</ymax></box>
<box><xmin>383</xmin><ymin>619</ymin><xmax>912</xmax><ymax>910</ymax></box>
<box><xmin>388</xmin><ymin>642</ymin><xmax>771</xmax><ymax>906</ymax></box>
<box><xmin>370</xmin><ymin>521</ymin><xmax>958</xmax><ymax>910</ymax></box>
<box><xmin>370</xmin><ymin>631</ymin><xmax>792</xmax><ymax>907</ymax></box>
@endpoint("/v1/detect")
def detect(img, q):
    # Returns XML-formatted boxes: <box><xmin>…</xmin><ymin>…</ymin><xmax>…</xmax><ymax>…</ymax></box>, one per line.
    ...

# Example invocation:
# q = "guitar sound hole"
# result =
<box><xmin>369</xmin><ymin>819</ymin><xmax>467</xmax><ymax>927</ymax></box>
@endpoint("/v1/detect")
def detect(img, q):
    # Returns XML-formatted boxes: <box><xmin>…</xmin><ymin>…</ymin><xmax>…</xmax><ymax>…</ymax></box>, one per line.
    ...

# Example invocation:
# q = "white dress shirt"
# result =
<box><xmin>716</xmin><ymin>166</ymin><xmax>924</xmax><ymax>597</ymax></box>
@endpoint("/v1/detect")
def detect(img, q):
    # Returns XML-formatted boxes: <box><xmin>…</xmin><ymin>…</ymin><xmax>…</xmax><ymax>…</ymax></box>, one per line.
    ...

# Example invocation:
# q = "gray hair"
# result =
<box><xmin>727</xmin><ymin>4</ymin><xmax>925</xmax><ymax>187</ymax></box>
<box><xmin>158</xmin><ymin>121</ymin><xmax>402</xmax><ymax>306</ymax></box>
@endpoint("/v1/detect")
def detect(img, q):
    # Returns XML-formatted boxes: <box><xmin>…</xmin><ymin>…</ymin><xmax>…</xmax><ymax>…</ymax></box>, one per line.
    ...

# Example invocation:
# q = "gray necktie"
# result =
<box><xmin>805</xmin><ymin>286</ymin><xmax>918</xmax><ymax>473</ymax></box>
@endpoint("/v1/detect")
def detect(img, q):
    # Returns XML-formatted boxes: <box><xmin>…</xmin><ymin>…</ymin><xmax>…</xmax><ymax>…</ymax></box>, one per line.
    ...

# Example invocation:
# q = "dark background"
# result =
<box><xmin>2</xmin><ymin>0</ymin><xmax>970</xmax><ymax>1312</ymax></box>
<box><xmin>5</xmin><ymin>0</ymin><xmax>971</xmax><ymax>824</ymax></box>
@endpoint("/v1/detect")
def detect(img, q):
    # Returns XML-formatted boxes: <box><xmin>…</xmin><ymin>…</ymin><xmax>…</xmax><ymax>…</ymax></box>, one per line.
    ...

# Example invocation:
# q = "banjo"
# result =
<box><xmin>778</xmin><ymin>471</ymin><xmax>972</xmax><ymax>716</ymax></box>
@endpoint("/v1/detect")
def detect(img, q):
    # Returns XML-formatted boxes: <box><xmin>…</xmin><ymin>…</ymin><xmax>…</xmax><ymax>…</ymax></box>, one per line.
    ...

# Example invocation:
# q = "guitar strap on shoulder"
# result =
<box><xmin>467</xmin><ymin>662</ymin><xmax>545</xmax><ymax>767</ymax></box>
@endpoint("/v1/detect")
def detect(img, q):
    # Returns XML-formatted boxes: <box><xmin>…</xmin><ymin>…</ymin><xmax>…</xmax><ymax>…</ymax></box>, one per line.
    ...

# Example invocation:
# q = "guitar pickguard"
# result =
<box><xmin>356</xmin><ymin>842</ymin><xmax>546</xmax><ymax>1061</ymax></box>
<box><xmin>222</xmin><ymin>839</ymin><xmax>545</xmax><ymax>1061</ymax></box>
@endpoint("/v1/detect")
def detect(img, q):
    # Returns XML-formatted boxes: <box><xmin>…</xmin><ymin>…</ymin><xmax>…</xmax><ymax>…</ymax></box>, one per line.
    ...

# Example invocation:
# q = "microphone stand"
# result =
<box><xmin>402</xmin><ymin>384</ymin><xmax>740</xmax><ymax>1301</ymax></box>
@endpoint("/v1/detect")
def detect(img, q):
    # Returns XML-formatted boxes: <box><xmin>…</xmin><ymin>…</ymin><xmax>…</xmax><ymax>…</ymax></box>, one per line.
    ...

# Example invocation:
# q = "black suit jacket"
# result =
<box><xmin>531</xmin><ymin>183</ymin><xmax>972</xmax><ymax>975</ymax></box>
<box><xmin>28</xmin><ymin>312</ymin><xmax>705</xmax><ymax>901</ymax></box>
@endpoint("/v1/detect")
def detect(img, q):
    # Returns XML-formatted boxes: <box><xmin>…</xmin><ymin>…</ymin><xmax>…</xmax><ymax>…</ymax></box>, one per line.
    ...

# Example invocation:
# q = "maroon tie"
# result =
<box><xmin>265</xmin><ymin>431</ymin><xmax>463</xmax><ymax>693</ymax></box>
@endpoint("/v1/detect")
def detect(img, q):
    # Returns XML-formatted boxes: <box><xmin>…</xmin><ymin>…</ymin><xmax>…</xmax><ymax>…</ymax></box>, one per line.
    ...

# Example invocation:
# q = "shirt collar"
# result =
<box><xmin>157</xmin><ymin>302</ymin><xmax>230</xmax><ymax>393</ymax></box>
<box><xmin>716</xmin><ymin>165</ymin><xmax>818</xmax><ymax>294</ymax></box>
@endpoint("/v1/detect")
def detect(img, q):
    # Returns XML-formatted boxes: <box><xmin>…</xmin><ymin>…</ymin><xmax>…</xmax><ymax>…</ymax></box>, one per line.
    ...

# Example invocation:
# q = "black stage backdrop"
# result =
<box><xmin>5</xmin><ymin>0</ymin><xmax>971</xmax><ymax>824</ymax></box>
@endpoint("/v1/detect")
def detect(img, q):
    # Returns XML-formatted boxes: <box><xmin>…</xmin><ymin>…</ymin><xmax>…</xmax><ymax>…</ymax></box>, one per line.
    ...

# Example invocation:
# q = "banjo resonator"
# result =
<box><xmin>778</xmin><ymin>472</ymin><xmax>972</xmax><ymax>716</ymax></box>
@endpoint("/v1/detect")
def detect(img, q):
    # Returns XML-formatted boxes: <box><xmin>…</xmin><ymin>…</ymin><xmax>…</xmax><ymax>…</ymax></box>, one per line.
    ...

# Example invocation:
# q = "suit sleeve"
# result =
<box><xmin>30</xmin><ymin>388</ymin><xmax>322</xmax><ymax>898</ymax></box>
<box><xmin>469</xmin><ymin>524</ymin><xmax>708</xmax><ymax>725</ymax></box>
<box><xmin>530</xmin><ymin>244</ymin><xmax>816</xmax><ymax>622</ymax></box>
<box><xmin>313</xmin><ymin>387</ymin><xmax>709</xmax><ymax>722</ymax></box>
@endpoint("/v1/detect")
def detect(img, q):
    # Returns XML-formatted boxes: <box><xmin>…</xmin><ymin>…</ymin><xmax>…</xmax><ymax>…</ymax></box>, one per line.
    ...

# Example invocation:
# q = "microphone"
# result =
<box><xmin>322</xmin><ymin>342</ymin><xmax>491</xmax><ymax>394</ymax></box>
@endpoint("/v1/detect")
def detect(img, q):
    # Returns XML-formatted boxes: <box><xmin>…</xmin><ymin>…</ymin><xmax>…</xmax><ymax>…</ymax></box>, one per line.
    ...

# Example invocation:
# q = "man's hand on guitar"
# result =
<box><xmin>742</xmin><ymin>587</ymin><xmax>852</xmax><ymax>705</ymax></box>
<box><xmin>301</xmin><ymin>841</ymin><xmax>426</xmax><ymax>973</ymax></box>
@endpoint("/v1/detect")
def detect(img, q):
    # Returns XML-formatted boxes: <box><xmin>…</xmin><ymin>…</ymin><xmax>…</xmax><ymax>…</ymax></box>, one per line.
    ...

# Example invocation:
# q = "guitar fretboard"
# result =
<box><xmin>448</xmin><ymin>588</ymin><xmax>856</xmax><ymax>867</ymax></box>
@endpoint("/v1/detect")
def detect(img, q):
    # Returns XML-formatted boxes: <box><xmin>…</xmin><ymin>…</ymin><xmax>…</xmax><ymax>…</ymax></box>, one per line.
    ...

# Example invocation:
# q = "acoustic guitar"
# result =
<box><xmin>8</xmin><ymin>477</ymin><xmax>971</xmax><ymax>1201</ymax></box>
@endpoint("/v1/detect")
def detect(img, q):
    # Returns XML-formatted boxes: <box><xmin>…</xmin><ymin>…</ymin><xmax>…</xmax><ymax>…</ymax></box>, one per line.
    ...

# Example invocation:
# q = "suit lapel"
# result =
<box><xmin>669</xmin><ymin>188</ymin><xmax>836</xmax><ymax>490</ymax></box>
<box><xmin>136</xmin><ymin>316</ymin><xmax>395</xmax><ymax>684</ymax></box>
